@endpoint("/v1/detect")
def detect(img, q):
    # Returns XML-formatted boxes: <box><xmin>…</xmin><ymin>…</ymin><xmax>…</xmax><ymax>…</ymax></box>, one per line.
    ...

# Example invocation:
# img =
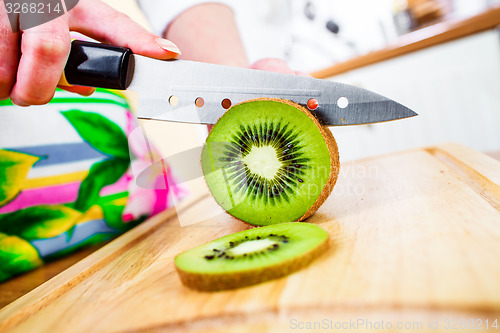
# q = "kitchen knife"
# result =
<box><xmin>60</xmin><ymin>40</ymin><xmax>417</xmax><ymax>125</ymax></box>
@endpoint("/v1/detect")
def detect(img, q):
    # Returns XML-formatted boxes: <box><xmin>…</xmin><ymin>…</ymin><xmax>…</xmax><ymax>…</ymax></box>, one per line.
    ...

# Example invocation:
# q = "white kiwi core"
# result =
<box><xmin>242</xmin><ymin>146</ymin><xmax>282</xmax><ymax>179</ymax></box>
<box><xmin>227</xmin><ymin>238</ymin><xmax>277</xmax><ymax>256</ymax></box>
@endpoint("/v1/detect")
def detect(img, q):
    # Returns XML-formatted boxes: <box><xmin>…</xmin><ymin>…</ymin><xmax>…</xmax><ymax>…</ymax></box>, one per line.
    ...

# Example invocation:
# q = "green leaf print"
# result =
<box><xmin>100</xmin><ymin>200</ymin><xmax>143</xmax><ymax>232</ymax></box>
<box><xmin>0</xmin><ymin>150</ymin><xmax>39</xmax><ymax>207</ymax></box>
<box><xmin>101</xmin><ymin>203</ymin><xmax>126</xmax><ymax>231</ymax></box>
<box><xmin>61</xmin><ymin>110</ymin><xmax>130</xmax><ymax>159</ymax></box>
<box><xmin>0</xmin><ymin>205</ymin><xmax>81</xmax><ymax>240</ymax></box>
<box><xmin>0</xmin><ymin>232</ymin><xmax>43</xmax><ymax>281</ymax></box>
<box><xmin>74</xmin><ymin>158</ymin><xmax>130</xmax><ymax>212</ymax></box>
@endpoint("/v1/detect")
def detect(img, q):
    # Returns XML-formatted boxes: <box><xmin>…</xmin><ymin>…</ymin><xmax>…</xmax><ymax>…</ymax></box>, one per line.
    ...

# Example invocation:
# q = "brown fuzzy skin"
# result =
<box><xmin>176</xmin><ymin>237</ymin><xmax>329</xmax><ymax>292</ymax></box>
<box><xmin>205</xmin><ymin>97</ymin><xmax>340</xmax><ymax>225</ymax></box>
<box><xmin>298</xmin><ymin>107</ymin><xmax>340</xmax><ymax>221</ymax></box>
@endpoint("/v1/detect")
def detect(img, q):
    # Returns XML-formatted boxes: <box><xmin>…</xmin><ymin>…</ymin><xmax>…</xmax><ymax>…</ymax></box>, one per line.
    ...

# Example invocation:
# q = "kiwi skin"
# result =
<box><xmin>205</xmin><ymin>97</ymin><xmax>340</xmax><ymax>224</ymax></box>
<box><xmin>281</xmin><ymin>99</ymin><xmax>340</xmax><ymax>221</ymax></box>
<box><xmin>175</xmin><ymin>233</ymin><xmax>329</xmax><ymax>292</ymax></box>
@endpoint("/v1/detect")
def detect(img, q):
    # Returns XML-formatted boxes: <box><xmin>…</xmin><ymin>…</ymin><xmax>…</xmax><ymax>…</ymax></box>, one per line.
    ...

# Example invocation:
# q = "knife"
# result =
<box><xmin>60</xmin><ymin>40</ymin><xmax>417</xmax><ymax>125</ymax></box>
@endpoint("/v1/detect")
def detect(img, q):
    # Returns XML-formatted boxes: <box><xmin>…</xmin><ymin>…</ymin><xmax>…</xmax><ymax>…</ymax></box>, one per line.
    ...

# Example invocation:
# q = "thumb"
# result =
<box><xmin>68</xmin><ymin>0</ymin><xmax>181</xmax><ymax>59</ymax></box>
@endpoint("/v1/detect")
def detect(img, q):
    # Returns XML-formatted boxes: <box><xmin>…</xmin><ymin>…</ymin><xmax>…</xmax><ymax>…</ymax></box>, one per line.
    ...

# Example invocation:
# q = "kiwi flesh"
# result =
<box><xmin>175</xmin><ymin>222</ymin><xmax>329</xmax><ymax>291</ymax></box>
<box><xmin>202</xmin><ymin>98</ymin><xmax>339</xmax><ymax>226</ymax></box>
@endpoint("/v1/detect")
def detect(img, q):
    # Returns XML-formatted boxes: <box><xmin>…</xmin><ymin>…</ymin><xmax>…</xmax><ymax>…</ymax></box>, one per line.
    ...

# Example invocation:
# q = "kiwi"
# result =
<box><xmin>202</xmin><ymin>98</ymin><xmax>339</xmax><ymax>226</ymax></box>
<box><xmin>175</xmin><ymin>222</ymin><xmax>328</xmax><ymax>291</ymax></box>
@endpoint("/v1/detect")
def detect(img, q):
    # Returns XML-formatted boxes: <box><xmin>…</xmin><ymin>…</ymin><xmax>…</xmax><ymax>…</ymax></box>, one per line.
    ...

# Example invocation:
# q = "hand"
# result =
<box><xmin>249</xmin><ymin>58</ymin><xmax>308</xmax><ymax>76</ymax></box>
<box><xmin>0</xmin><ymin>0</ymin><xmax>181</xmax><ymax>106</ymax></box>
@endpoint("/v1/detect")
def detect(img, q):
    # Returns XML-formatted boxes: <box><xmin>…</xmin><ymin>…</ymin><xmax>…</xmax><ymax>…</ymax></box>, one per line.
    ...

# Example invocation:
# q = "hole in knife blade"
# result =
<box><xmin>337</xmin><ymin>97</ymin><xmax>348</xmax><ymax>109</ymax></box>
<box><xmin>169</xmin><ymin>95</ymin><xmax>179</xmax><ymax>106</ymax></box>
<box><xmin>221</xmin><ymin>98</ymin><xmax>232</xmax><ymax>109</ymax></box>
<box><xmin>195</xmin><ymin>97</ymin><xmax>205</xmax><ymax>108</ymax></box>
<box><xmin>307</xmin><ymin>98</ymin><xmax>319</xmax><ymax>110</ymax></box>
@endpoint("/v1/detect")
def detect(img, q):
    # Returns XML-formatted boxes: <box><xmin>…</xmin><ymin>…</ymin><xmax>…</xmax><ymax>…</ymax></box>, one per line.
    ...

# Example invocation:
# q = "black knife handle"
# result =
<box><xmin>59</xmin><ymin>40</ymin><xmax>135</xmax><ymax>90</ymax></box>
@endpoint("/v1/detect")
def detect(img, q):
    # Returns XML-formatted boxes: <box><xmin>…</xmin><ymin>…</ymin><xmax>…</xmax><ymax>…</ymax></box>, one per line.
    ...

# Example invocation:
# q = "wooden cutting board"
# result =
<box><xmin>0</xmin><ymin>143</ymin><xmax>499</xmax><ymax>332</ymax></box>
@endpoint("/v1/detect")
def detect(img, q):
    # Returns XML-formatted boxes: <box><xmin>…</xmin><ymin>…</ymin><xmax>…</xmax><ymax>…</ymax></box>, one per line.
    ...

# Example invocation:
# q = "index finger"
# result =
<box><xmin>10</xmin><ymin>15</ymin><xmax>70</xmax><ymax>105</ymax></box>
<box><xmin>68</xmin><ymin>0</ymin><xmax>181</xmax><ymax>59</ymax></box>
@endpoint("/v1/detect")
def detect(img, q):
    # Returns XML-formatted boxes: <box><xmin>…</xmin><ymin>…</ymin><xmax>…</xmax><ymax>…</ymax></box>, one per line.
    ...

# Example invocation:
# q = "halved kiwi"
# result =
<box><xmin>202</xmin><ymin>98</ymin><xmax>339</xmax><ymax>226</ymax></box>
<box><xmin>175</xmin><ymin>222</ymin><xmax>328</xmax><ymax>291</ymax></box>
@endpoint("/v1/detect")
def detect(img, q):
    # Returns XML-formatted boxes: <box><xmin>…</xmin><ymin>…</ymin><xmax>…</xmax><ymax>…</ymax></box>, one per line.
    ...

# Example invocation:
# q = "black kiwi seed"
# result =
<box><xmin>224</xmin><ymin>122</ymin><xmax>309</xmax><ymax>206</ymax></box>
<box><xmin>175</xmin><ymin>222</ymin><xmax>331</xmax><ymax>292</ymax></box>
<box><xmin>205</xmin><ymin>232</ymin><xmax>292</xmax><ymax>262</ymax></box>
<box><xmin>204</xmin><ymin>233</ymin><xmax>290</xmax><ymax>262</ymax></box>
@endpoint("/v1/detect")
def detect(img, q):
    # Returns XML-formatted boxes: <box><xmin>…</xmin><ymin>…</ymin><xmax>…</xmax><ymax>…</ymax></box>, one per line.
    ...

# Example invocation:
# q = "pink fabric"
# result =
<box><xmin>0</xmin><ymin>181</ymin><xmax>80</xmax><ymax>214</ymax></box>
<box><xmin>99</xmin><ymin>173</ymin><xmax>132</xmax><ymax>197</ymax></box>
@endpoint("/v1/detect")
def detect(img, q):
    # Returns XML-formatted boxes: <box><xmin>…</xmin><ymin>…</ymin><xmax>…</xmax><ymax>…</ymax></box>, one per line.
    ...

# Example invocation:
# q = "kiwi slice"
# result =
<box><xmin>202</xmin><ymin>98</ymin><xmax>339</xmax><ymax>226</ymax></box>
<box><xmin>175</xmin><ymin>222</ymin><xmax>328</xmax><ymax>291</ymax></box>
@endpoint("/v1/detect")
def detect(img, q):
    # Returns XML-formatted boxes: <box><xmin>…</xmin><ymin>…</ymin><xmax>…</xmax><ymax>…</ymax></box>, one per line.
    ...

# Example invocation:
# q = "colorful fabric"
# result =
<box><xmin>0</xmin><ymin>88</ymin><xmax>179</xmax><ymax>282</ymax></box>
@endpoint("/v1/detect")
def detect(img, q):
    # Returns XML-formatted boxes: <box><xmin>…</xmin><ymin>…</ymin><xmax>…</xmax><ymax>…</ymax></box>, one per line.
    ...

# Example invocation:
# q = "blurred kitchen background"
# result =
<box><xmin>104</xmin><ymin>0</ymin><xmax>500</xmax><ymax>163</ymax></box>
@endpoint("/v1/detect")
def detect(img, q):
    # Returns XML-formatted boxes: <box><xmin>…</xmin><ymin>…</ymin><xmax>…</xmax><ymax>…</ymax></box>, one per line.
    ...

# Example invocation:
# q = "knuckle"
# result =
<box><xmin>100</xmin><ymin>12</ymin><xmax>132</xmax><ymax>42</ymax></box>
<box><xmin>104</xmin><ymin>10</ymin><xmax>130</xmax><ymax>22</ymax></box>
<box><xmin>31</xmin><ymin>35</ymin><xmax>70</xmax><ymax>63</ymax></box>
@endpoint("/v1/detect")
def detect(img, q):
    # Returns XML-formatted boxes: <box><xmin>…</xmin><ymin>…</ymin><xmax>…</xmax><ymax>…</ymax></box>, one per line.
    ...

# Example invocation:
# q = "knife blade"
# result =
<box><xmin>61</xmin><ymin>40</ymin><xmax>417</xmax><ymax>125</ymax></box>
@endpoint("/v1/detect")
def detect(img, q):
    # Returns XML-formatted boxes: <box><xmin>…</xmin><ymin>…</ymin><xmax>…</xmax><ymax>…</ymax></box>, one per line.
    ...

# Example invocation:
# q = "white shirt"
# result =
<box><xmin>136</xmin><ymin>0</ymin><xmax>233</xmax><ymax>37</ymax></box>
<box><xmin>136</xmin><ymin>0</ymin><xmax>291</xmax><ymax>66</ymax></box>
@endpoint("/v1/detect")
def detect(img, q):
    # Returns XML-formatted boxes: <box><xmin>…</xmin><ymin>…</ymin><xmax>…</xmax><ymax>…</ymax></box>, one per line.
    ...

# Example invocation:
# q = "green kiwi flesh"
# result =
<box><xmin>202</xmin><ymin>98</ymin><xmax>339</xmax><ymax>226</ymax></box>
<box><xmin>175</xmin><ymin>222</ymin><xmax>329</xmax><ymax>291</ymax></box>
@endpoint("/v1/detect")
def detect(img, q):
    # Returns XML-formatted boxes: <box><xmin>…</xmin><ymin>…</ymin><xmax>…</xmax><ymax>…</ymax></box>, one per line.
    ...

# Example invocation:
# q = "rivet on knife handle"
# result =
<box><xmin>58</xmin><ymin>40</ymin><xmax>135</xmax><ymax>90</ymax></box>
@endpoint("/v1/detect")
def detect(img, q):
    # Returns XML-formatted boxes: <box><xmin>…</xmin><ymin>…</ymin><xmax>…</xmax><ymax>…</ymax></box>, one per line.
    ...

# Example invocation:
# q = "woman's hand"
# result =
<box><xmin>0</xmin><ymin>0</ymin><xmax>180</xmax><ymax>106</ymax></box>
<box><xmin>249</xmin><ymin>58</ymin><xmax>307</xmax><ymax>76</ymax></box>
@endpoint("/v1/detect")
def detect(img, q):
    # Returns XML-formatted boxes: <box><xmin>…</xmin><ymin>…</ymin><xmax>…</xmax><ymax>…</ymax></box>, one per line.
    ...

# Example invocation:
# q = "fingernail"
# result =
<box><xmin>155</xmin><ymin>38</ymin><xmax>181</xmax><ymax>55</ymax></box>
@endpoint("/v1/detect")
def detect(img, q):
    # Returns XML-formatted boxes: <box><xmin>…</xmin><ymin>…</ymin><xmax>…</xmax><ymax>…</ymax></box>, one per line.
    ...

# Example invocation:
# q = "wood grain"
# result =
<box><xmin>311</xmin><ymin>5</ymin><xmax>500</xmax><ymax>78</ymax></box>
<box><xmin>0</xmin><ymin>243</ymin><xmax>107</xmax><ymax>309</ymax></box>
<box><xmin>0</xmin><ymin>143</ymin><xmax>499</xmax><ymax>332</ymax></box>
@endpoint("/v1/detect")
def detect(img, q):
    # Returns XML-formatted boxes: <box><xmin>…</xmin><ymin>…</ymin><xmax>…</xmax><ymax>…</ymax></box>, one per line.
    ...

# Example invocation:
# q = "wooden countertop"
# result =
<box><xmin>0</xmin><ymin>143</ymin><xmax>499</xmax><ymax>332</ymax></box>
<box><xmin>312</xmin><ymin>5</ymin><xmax>500</xmax><ymax>79</ymax></box>
<box><xmin>0</xmin><ymin>150</ymin><xmax>498</xmax><ymax>313</ymax></box>
<box><xmin>0</xmin><ymin>243</ymin><xmax>107</xmax><ymax>309</ymax></box>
